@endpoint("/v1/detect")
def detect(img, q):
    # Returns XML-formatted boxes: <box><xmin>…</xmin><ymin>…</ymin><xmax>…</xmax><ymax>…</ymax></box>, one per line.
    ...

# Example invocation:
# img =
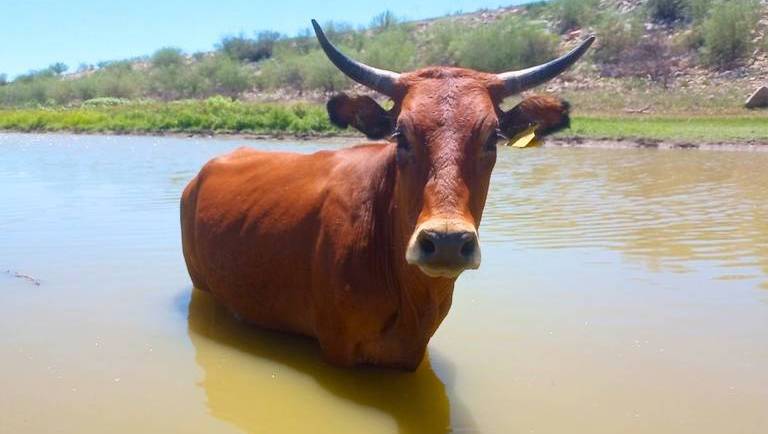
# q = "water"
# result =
<box><xmin>1</xmin><ymin>133</ymin><xmax>767</xmax><ymax>434</ymax></box>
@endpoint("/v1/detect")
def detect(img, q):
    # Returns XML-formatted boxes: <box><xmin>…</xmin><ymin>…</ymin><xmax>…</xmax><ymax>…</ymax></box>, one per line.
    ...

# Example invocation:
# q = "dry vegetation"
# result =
<box><xmin>0</xmin><ymin>0</ymin><xmax>767</xmax><ymax>139</ymax></box>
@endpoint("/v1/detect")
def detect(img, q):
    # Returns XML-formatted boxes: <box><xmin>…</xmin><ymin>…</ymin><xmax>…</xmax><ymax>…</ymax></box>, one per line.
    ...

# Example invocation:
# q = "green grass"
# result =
<box><xmin>0</xmin><ymin>97</ymin><xmax>338</xmax><ymax>136</ymax></box>
<box><xmin>566</xmin><ymin>115</ymin><xmax>768</xmax><ymax>142</ymax></box>
<box><xmin>1</xmin><ymin>98</ymin><xmax>767</xmax><ymax>143</ymax></box>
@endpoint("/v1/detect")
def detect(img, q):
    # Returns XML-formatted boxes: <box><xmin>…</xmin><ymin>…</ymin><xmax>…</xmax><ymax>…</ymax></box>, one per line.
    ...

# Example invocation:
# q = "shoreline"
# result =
<box><xmin>3</xmin><ymin>129</ymin><xmax>768</xmax><ymax>151</ymax></box>
<box><xmin>546</xmin><ymin>136</ymin><xmax>768</xmax><ymax>151</ymax></box>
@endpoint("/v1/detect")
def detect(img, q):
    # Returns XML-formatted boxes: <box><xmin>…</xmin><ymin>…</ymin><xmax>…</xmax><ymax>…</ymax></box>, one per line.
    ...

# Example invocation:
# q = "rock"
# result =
<box><xmin>745</xmin><ymin>86</ymin><xmax>768</xmax><ymax>109</ymax></box>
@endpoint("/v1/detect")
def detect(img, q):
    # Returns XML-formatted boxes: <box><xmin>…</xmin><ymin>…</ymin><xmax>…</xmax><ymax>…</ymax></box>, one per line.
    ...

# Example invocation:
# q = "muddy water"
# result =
<box><xmin>1</xmin><ymin>133</ymin><xmax>766</xmax><ymax>434</ymax></box>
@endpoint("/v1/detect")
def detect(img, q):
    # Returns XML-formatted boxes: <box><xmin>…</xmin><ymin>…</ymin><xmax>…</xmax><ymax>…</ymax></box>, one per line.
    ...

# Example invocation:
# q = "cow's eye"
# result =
<box><xmin>392</xmin><ymin>130</ymin><xmax>412</xmax><ymax>163</ymax></box>
<box><xmin>485</xmin><ymin>129</ymin><xmax>505</xmax><ymax>152</ymax></box>
<box><xmin>392</xmin><ymin>130</ymin><xmax>409</xmax><ymax>150</ymax></box>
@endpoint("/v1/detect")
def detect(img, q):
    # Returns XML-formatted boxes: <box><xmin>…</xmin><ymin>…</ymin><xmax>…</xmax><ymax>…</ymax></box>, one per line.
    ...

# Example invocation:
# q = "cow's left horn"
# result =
<box><xmin>497</xmin><ymin>35</ymin><xmax>596</xmax><ymax>96</ymax></box>
<box><xmin>312</xmin><ymin>19</ymin><xmax>400</xmax><ymax>97</ymax></box>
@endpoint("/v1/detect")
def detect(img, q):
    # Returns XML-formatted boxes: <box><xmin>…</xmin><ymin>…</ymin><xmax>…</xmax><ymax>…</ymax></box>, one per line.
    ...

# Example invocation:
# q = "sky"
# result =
<box><xmin>2</xmin><ymin>0</ymin><xmax>527</xmax><ymax>79</ymax></box>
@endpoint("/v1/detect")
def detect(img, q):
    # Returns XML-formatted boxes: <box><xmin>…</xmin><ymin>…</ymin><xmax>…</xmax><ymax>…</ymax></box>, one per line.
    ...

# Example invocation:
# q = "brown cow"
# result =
<box><xmin>181</xmin><ymin>20</ymin><xmax>594</xmax><ymax>370</ymax></box>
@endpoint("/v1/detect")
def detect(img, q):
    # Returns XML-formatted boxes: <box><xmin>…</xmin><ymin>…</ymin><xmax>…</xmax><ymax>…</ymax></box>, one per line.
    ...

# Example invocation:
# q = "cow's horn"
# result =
<box><xmin>497</xmin><ymin>35</ymin><xmax>595</xmax><ymax>96</ymax></box>
<box><xmin>312</xmin><ymin>19</ymin><xmax>400</xmax><ymax>97</ymax></box>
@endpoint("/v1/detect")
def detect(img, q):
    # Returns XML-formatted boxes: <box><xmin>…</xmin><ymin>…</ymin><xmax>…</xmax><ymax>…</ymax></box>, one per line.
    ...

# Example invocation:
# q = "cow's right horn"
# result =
<box><xmin>312</xmin><ymin>19</ymin><xmax>401</xmax><ymax>97</ymax></box>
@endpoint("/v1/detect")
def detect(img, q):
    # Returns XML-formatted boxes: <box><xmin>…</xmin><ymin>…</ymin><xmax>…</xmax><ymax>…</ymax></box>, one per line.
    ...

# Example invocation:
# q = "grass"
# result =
<box><xmin>565</xmin><ymin>115</ymin><xmax>768</xmax><ymax>142</ymax></box>
<box><xmin>0</xmin><ymin>97</ymin><xmax>337</xmax><ymax>135</ymax></box>
<box><xmin>1</xmin><ymin>98</ymin><xmax>767</xmax><ymax>143</ymax></box>
<box><xmin>561</xmin><ymin>82</ymin><xmax>762</xmax><ymax>116</ymax></box>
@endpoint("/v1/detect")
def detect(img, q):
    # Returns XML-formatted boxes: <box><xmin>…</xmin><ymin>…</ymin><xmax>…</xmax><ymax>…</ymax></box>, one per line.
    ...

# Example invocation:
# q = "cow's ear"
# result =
<box><xmin>500</xmin><ymin>94</ymin><xmax>571</xmax><ymax>139</ymax></box>
<box><xmin>327</xmin><ymin>93</ymin><xmax>394</xmax><ymax>140</ymax></box>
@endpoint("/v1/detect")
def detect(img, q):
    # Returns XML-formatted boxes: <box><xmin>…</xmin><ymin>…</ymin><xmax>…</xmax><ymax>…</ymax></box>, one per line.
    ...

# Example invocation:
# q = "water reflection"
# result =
<box><xmin>485</xmin><ymin>148</ymin><xmax>768</xmax><ymax>286</ymax></box>
<box><xmin>187</xmin><ymin>289</ymin><xmax>453</xmax><ymax>434</ymax></box>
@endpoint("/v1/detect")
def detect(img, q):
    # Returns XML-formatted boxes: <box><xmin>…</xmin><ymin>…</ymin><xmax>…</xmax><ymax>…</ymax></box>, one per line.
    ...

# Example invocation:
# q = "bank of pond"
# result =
<box><xmin>1</xmin><ymin>98</ymin><xmax>767</xmax><ymax>144</ymax></box>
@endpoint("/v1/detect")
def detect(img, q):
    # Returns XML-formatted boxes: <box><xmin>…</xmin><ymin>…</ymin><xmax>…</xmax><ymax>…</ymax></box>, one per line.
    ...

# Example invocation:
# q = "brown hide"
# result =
<box><xmin>181</xmin><ymin>67</ymin><xmax>575</xmax><ymax>370</ymax></box>
<box><xmin>182</xmin><ymin>144</ymin><xmax>454</xmax><ymax>369</ymax></box>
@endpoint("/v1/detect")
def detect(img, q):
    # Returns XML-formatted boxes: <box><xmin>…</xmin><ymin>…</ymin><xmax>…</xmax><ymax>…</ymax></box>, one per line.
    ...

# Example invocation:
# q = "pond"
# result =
<box><xmin>1</xmin><ymin>133</ymin><xmax>767</xmax><ymax>434</ymax></box>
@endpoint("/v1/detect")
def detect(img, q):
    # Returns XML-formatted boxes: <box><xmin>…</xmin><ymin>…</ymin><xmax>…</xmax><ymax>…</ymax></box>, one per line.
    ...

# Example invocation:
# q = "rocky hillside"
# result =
<box><xmin>250</xmin><ymin>0</ymin><xmax>768</xmax><ymax>113</ymax></box>
<box><xmin>2</xmin><ymin>0</ymin><xmax>767</xmax><ymax>113</ymax></box>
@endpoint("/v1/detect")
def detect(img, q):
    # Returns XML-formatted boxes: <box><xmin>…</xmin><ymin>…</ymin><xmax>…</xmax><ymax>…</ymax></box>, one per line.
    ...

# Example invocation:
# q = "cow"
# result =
<box><xmin>181</xmin><ymin>20</ymin><xmax>594</xmax><ymax>370</ymax></box>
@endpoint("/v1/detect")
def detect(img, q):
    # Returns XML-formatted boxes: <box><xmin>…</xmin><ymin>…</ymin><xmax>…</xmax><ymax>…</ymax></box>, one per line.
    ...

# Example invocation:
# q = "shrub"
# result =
<box><xmin>149</xmin><ymin>65</ymin><xmax>190</xmax><ymax>99</ymax></box>
<box><xmin>362</xmin><ymin>26</ymin><xmax>416</xmax><ymax>71</ymax></box>
<box><xmin>15</xmin><ymin>69</ymin><xmax>56</xmax><ymax>83</ymax></box>
<box><xmin>0</xmin><ymin>74</ymin><xmax>7</xmax><ymax>86</ymax></box>
<box><xmin>701</xmin><ymin>0</ymin><xmax>760</xmax><ymax>67</ymax></box>
<box><xmin>421</xmin><ymin>21</ymin><xmax>462</xmax><ymax>66</ymax></box>
<box><xmin>687</xmin><ymin>0</ymin><xmax>715</xmax><ymax>21</ymax></box>
<box><xmin>370</xmin><ymin>11</ymin><xmax>400</xmax><ymax>30</ymax></box>
<box><xmin>647</xmin><ymin>0</ymin><xmax>688</xmax><ymax>23</ymax></box>
<box><xmin>593</xmin><ymin>13</ymin><xmax>643</xmax><ymax>64</ymax></box>
<box><xmin>672</xmin><ymin>26</ymin><xmax>706</xmax><ymax>51</ymax></box>
<box><xmin>151</xmin><ymin>47</ymin><xmax>185</xmax><ymax>68</ymax></box>
<box><xmin>451</xmin><ymin>16</ymin><xmax>558</xmax><ymax>72</ymax></box>
<box><xmin>293</xmin><ymin>28</ymin><xmax>319</xmax><ymax>54</ymax></box>
<box><xmin>196</xmin><ymin>55</ymin><xmax>254</xmax><ymax>96</ymax></box>
<box><xmin>49</xmin><ymin>63</ymin><xmax>69</xmax><ymax>75</ymax></box>
<box><xmin>553</xmin><ymin>0</ymin><xmax>600</xmax><ymax>33</ymax></box>
<box><xmin>301</xmin><ymin>50</ymin><xmax>350</xmax><ymax>92</ymax></box>
<box><xmin>218</xmin><ymin>31</ymin><xmax>280</xmax><ymax>62</ymax></box>
<box><xmin>91</xmin><ymin>64</ymin><xmax>146</xmax><ymax>99</ymax></box>
<box><xmin>256</xmin><ymin>52</ymin><xmax>306</xmax><ymax>91</ymax></box>
<box><xmin>319</xmin><ymin>21</ymin><xmax>355</xmax><ymax>44</ymax></box>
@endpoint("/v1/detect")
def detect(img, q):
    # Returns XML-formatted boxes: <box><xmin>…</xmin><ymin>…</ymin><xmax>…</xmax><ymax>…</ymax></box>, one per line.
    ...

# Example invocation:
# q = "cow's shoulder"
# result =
<box><xmin>319</xmin><ymin>142</ymin><xmax>395</xmax><ymax>219</ymax></box>
<box><xmin>314</xmin><ymin>143</ymin><xmax>396</xmax><ymax>265</ymax></box>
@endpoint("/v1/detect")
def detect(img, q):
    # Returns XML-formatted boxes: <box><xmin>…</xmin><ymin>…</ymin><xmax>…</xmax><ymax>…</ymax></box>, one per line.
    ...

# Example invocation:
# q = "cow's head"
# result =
<box><xmin>313</xmin><ymin>20</ymin><xmax>593</xmax><ymax>279</ymax></box>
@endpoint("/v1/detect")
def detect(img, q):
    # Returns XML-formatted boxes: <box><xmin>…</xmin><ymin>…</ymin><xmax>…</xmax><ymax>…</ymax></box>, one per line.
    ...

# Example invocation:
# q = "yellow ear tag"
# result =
<box><xmin>507</xmin><ymin>125</ymin><xmax>540</xmax><ymax>148</ymax></box>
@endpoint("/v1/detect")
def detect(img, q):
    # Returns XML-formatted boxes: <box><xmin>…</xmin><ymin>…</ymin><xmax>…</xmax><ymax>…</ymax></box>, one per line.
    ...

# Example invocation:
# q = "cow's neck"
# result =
<box><xmin>371</xmin><ymin>147</ymin><xmax>456</xmax><ymax>341</ymax></box>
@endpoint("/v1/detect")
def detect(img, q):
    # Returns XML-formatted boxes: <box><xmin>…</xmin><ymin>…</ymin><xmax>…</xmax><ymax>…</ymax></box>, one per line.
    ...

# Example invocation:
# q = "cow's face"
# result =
<box><xmin>394</xmin><ymin>73</ymin><xmax>499</xmax><ymax>278</ymax></box>
<box><xmin>313</xmin><ymin>20</ymin><xmax>593</xmax><ymax>279</ymax></box>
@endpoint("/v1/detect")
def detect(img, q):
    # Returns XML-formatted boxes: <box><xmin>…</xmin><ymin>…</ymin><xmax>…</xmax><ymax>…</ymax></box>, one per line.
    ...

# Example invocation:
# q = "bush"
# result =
<box><xmin>151</xmin><ymin>47</ymin><xmax>185</xmax><ymax>68</ymax></box>
<box><xmin>701</xmin><ymin>0</ymin><xmax>760</xmax><ymax>67</ymax></box>
<box><xmin>370</xmin><ymin>11</ymin><xmax>400</xmax><ymax>30</ymax></box>
<box><xmin>451</xmin><ymin>16</ymin><xmax>558</xmax><ymax>72</ymax></box>
<box><xmin>49</xmin><ymin>62</ymin><xmax>69</xmax><ymax>75</ymax></box>
<box><xmin>149</xmin><ymin>65</ymin><xmax>191</xmax><ymax>99</ymax></box>
<box><xmin>421</xmin><ymin>21</ymin><xmax>463</xmax><ymax>66</ymax></box>
<box><xmin>647</xmin><ymin>0</ymin><xmax>688</xmax><ymax>23</ymax></box>
<box><xmin>195</xmin><ymin>55</ymin><xmax>254</xmax><ymax>96</ymax></box>
<box><xmin>218</xmin><ymin>31</ymin><xmax>280</xmax><ymax>62</ymax></box>
<box><xmin>256</xmin><ymin>51</ymin><xmax>306</xmax><ymax>91</ymax></box>
<box><xmin>672</xmin><ymin>26</ymin><xmax>705</xmax><ymax>51</ymax></box>
<box><xmin>319</xmin><ymin>21</ymin><xmax>355</xmax><ymax>44</ymax></box>
<box><xmin>301</xmin><ymin>50</ymin><xmax>350</xmax><ymax>92</ymax></box>
<box><xmin>0</xmin><ymin>74</ymin><xmax>7</xmax><ymax>86</ymax></box>
<box><xmin>553</xmin><ymin>0</ymin><xmax>600</xmax><ymax>33</ymax></box>
<box><xmin>88</xmin><ymin>63</ymin><xmax>146</xmax><ymax>100</ymax></box>
<box><xmin>593</xmin><ymin>13</ymin><xmax>643</xmax><ymax>64</ymax></box>
<box><xmin>687</xmin><ymin>0</ymin><xmax>715</xmax><ymax>21</ymax></box>
<box><xmin>362</xmin><ymin>26</ymin><xmax>416</xmax><ymax>71</ymax></box>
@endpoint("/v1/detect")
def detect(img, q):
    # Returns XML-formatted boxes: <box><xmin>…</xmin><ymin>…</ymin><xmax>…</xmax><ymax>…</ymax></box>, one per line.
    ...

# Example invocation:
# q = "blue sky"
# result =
<box><xmin>2</xmin><ymin>0</ymin><xmax>527</xmax><ymax>78</ymax></box>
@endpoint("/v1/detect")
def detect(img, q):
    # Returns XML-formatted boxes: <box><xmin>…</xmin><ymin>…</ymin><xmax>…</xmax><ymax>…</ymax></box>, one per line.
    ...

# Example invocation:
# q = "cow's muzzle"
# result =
<box><xmin>405</xmin><ymin>219</ymin><xmax>481</xmax><ymax>278</ymax></box>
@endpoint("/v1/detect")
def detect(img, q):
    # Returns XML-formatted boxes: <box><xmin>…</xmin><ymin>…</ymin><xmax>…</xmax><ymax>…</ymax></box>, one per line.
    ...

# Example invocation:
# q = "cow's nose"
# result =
<box><xmin>418</xmin><ymin>229</ymin><xmax>477</xmax><ymax>262</ymax></box>
<box><xmin>406</xmin><ymin>223</ymin><xmax>481</xmax><ymax>278</ymax></box>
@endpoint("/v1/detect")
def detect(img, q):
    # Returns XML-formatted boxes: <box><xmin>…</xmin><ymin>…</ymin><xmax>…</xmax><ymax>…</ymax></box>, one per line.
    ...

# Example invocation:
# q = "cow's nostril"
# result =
<box><xmin>419</xmin><ymin>236</ymin><xmax>436</xmax><ymax>256</ymax></box>
<box><xmin>460</xmin><ymin>237</ymin><xmax>476</xmax><ymax>257</ymax></box>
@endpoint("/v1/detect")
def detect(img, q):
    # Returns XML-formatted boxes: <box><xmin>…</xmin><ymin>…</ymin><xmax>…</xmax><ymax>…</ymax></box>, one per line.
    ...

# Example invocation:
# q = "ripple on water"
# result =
<box><xmin>483</xmin><ymin>147</ymin><xmax>768</xmax><ymax>283</ymax></box>
<box><xmin>1</xmin><ymin>135</ymin><xmax>768</xmax><ymax>434</ymax></box>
